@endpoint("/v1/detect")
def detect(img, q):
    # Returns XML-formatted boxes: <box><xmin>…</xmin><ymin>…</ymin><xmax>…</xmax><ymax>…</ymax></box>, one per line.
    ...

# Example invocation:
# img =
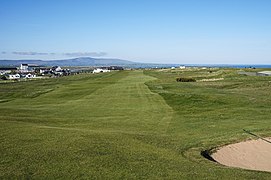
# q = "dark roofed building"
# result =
<box><xmin>108</xmin><ymin>66</ymin><xmax>124</xmax><ymax>70</ymax></box>
<box><xmin>0</xmin><ymin>67</ymin><xmax>18</xmax><ymax>75</ymax></box>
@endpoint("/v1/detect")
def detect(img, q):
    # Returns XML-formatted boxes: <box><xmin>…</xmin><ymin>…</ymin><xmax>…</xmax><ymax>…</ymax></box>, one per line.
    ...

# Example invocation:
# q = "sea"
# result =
<box><xmin>131</xmin><ymin>64</ymin><xmax>271</xmax><ymax>69</ymax></box>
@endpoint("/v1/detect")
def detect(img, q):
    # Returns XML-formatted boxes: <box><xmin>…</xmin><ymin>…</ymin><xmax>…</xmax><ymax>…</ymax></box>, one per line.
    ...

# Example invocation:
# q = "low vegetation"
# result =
<box><xmin>0</xmin><ymin>68</ymin><xmax>270</xmax><ymax>179</ymax></box>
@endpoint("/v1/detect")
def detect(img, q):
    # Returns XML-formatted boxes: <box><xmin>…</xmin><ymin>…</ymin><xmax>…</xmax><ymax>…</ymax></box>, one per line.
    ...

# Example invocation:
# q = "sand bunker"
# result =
<box><xmin>211</xmin><ymin>138</ymin><xmax>271</xmax><ymax>172</ymax></box>
<box><xmin>198</xmin><ymin>78</ymin><xmax>224</xmax><ymax>82</ymax></box>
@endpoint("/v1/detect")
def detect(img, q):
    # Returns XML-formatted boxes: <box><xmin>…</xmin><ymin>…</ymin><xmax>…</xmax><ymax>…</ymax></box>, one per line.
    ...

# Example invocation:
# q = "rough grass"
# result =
<box><xmin>0</xmin><ymin>69</ymin><xmax>271</xmax><ymax>179</ymax></box>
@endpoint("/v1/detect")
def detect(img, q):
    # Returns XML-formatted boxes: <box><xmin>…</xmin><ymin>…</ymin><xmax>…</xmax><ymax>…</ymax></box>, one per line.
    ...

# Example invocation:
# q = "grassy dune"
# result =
<box><xmin>0</xmin><ymin>69</ymin><xmax>271</xmax><ymax>179</ymax></box>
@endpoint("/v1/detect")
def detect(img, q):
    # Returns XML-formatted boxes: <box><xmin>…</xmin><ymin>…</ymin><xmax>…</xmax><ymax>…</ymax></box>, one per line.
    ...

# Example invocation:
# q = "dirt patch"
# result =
<box><xmin>211</xmin><ymin>138</ymin><xmax>271</xmax><ymax>172</ymax></box>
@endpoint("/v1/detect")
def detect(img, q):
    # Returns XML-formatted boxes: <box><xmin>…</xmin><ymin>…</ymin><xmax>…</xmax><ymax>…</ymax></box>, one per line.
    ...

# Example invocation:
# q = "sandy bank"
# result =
<box><xmin>212</xmin><ymin>138</ymin><xmax>271</xmax><ymax>172</ymax></box>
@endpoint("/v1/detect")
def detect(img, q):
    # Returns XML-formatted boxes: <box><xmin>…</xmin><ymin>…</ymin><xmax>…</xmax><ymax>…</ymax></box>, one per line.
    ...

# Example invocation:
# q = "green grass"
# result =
<box><xmin>0</xmin><ymin>69</ymin><xmax>271</xmax><ymax>179</ymax></box>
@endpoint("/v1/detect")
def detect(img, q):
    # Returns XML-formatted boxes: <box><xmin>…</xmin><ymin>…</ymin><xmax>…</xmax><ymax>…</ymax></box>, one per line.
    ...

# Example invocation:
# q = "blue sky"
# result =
<box><xmin>0</xmin><ymin>0</ymin><xmax>271</xmax><ymax>64</ymax></box>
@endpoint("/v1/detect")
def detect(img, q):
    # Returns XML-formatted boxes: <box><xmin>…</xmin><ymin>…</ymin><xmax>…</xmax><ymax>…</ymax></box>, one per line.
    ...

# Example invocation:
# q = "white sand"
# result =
<box><xmin>212</xmin><ymin>138</ymin><xmax>271</xmax><ymax>172</ymax></box>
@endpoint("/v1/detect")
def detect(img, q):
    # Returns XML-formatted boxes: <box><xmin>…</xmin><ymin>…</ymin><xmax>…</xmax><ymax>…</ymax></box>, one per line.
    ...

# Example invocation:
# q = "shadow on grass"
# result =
<box><xmin>201</xmin><ymin>150</ymin><xmax>217</xmax><ymax>162</ymax></box>
<box><xmin>243</xmin><ymin>129</ymin><xmax>271</xmax><ymax>144</ymax></box>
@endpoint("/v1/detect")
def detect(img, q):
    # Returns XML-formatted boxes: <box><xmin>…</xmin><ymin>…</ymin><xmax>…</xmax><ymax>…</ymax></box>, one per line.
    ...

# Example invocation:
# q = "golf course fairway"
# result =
<box><xmin>0</xmin><ymin>70</ymin><xmax>271</xmax><ymax>179</ymax></box>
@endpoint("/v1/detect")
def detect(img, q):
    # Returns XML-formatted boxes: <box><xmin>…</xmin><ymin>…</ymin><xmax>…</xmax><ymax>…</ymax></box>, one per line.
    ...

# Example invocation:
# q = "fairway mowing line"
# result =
<box><xmin>35</xmin><ymin>125</ymin><xmax>121</xmax><ymax>135</ymax></box>
<box><xmin>61</xmin><ymin>70</ymin><xmax>174</xmax><ymax>134</ymax></box>
<box><xmin>132</xmin><ymin>71</ymin><xmax>174</xmax><ymax>133</ymax></box>
<box><xmin>0</xmin><ymin>120</ymin><xmax>106</xmax><ymax>134</ymax></box>
<box><xmin>1</xmin><ymin>71</ymin><xmax>175</xmax><ymax>136</ymax></box>
<box><xmin>0</xmin><ymin>119</ymin><xmax>42</xmax><ymax>126</ymax></box>
<box><xmin>35</xmin><ymin>125</ymin><xmax>154</xmax><ymax>136</ymax></box>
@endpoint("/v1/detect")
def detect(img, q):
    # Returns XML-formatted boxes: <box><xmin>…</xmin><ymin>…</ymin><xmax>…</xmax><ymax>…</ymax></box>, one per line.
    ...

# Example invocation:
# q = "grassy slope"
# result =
<box><xmin>144</xmin><ymin>68</ymin><xmax>271</xmax><ymax>179</ymax></box>
<box><xmin>0</xmin><ymin>71</ymin><xmax>174</xmax><ymax>179</ymax></box>
<box><xmin>0</xmin><ymin>69</ymin><xmax>270</xmax><ymax>179</ymax></box>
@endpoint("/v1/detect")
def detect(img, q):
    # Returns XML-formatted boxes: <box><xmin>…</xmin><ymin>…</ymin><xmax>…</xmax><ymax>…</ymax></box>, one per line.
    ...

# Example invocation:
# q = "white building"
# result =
<box><xmin>179</xmin><ymin>66</ymin><xmax>186</xmax><ymax>69</ymax></box>
<box><xmin>20</xmin><ymin>64</ymin><xmax>28</xmax><ymax>72</ymax></box>
<box><xmin>93</xmin><ymin>68</ymin><xmax>111</xmax><ymax>73</ymax></box>
<box><xmin>8</xmin><ymin>74</ymin><xmax>20</xmax><ymax>79</ymax></box>
<box><xmin>53</xmin><ymin>66</ymin><xmax>62</xmax><ymax>72</ymax></box>
<box><xmin>20</xmin><ymin>64</ymin><xmax>39</xmax><ymax>72</ymax></box>
<box><xmin>25</xmin><ymin>73</ymin><xmax>36</xmax><ymax>79</ymax></box>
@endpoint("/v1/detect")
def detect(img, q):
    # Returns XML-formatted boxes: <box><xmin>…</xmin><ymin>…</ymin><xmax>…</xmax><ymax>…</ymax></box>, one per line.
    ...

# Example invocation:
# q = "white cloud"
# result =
<box><xmin>12</xmin><ymin>51</ymin><xmax>49</xmax><ymax>55</ymax></box>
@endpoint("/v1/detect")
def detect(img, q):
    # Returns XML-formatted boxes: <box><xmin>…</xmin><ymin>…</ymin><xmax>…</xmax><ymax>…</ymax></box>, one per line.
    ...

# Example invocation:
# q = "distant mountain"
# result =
<box><xmin>0</xmin><ymin>57</ymin><xmax>139</xmax><ymax>67</ymax></box>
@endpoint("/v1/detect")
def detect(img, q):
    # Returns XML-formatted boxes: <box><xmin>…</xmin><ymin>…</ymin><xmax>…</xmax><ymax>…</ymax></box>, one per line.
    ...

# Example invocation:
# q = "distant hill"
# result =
<box><xmin>0</xmin><ymin>57</ymin><xmax>139</xmax><ymax>67</ymax></box>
